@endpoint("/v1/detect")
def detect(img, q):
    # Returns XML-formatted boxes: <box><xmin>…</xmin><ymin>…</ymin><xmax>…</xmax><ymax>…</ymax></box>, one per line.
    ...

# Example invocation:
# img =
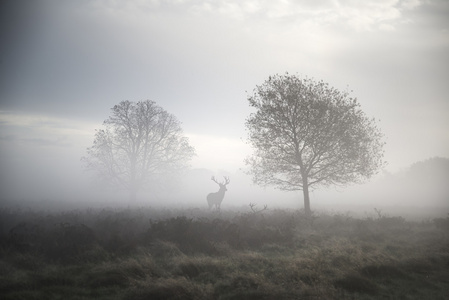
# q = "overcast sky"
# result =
<box><xmin>1</xmin><ymin>0</ymin><xmax>448</xmax><ymax>207</ymax></box>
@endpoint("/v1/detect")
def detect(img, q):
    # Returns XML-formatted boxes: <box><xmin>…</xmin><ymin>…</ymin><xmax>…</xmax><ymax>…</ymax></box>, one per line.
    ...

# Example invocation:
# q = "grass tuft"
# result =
<box><xmin>361</xmin><ymin>264</ymin><xmax>408</xmax><ymax>279</ymax></box>
<box><xmin>126</xmin><ymin>277</ymin><xmax>205</xmax><ymax>300</ymax></box>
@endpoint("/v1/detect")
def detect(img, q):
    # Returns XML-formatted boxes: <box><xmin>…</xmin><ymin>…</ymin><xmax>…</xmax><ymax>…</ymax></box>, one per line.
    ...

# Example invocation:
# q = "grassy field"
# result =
<box><xmin>0</xmin><ymin>206</ymin><xmax>448</xmax><ymax>299</ymax></box>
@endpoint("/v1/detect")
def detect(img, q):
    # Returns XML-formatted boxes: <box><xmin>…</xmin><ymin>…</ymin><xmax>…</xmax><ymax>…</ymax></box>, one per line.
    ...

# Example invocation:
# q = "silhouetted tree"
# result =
<box><xmin>245</xmin><ymin>74</ymin><xmax>385</xmax><ymax>216</ymax></box>
<box><xmin>83</xmin><ymin>100</ymin><xmax>195</xmax><ymax>201</ymax></box>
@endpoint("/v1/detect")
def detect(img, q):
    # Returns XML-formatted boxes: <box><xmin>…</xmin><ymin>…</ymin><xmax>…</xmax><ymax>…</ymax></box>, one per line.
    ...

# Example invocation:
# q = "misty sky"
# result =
<box><xmin>1</xmin><ymin>0</ymin><xmax>448</xmax><ymax>206</ymax></box>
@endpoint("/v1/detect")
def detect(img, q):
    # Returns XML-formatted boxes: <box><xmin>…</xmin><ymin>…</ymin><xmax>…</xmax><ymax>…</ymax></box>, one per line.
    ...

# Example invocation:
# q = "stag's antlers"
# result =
<box><xmin>211</xmin><ymin>176</ymin><xmax>230</xmax><ymax>185</ymax></box>
<box><xmin>249</xmin><ymin>203</ymin><xmax>268</xmax><ymax>214</ymax></box>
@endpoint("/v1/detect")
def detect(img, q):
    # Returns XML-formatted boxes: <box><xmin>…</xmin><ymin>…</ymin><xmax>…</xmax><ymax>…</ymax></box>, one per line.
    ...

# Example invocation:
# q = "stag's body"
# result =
<box><xmin>207</xmin><ymin>176</ymin><xmax>230</xmax><ymax>210</ymax></box>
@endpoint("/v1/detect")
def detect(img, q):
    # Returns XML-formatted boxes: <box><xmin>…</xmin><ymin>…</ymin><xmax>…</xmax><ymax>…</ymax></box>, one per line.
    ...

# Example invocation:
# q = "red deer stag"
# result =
<box><xmin>207</xmin><ymin>176</ymin><xmax>230</xmax><ymax>210</ymax></box>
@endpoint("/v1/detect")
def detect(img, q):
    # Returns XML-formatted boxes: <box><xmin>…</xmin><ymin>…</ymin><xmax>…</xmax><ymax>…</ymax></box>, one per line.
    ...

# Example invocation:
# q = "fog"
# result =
<box><xmin>1</xmin><ymin>1</ymin><xmax>448</xmax><ymax>218</ymax></box>
<box><xmin>1</xmin><ymin>123</ymin><xmax>447</xmax><ymax>219</ymax></box>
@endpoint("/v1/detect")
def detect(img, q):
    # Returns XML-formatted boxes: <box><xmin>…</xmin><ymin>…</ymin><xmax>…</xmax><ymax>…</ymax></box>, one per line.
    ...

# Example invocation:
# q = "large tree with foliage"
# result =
<box><xmin>83</xmin><ymin>100</ymin><xmax>195</xmax><ymax>201</ymax></box>
<box><xmin>245</xmin><ymin>74</ymin><xmax>385</xmax><ymax>216</ymax></box>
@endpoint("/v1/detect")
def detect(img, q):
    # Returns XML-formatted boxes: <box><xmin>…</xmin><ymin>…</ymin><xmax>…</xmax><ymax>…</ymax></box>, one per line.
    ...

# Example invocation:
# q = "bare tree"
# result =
<box><xmin>207</xmin><ymin>176</ymin><xmax>230</xmax><ymax>210</ymax></box>
<box><xmin>245</xmin><ymin>74</ymin><xmax>385</xmax><ymax>216</ymax></box>
<box><xmin>82</xmin><ymin>100</ymin><xmax>195</xmax><ymax>201</ymax></box>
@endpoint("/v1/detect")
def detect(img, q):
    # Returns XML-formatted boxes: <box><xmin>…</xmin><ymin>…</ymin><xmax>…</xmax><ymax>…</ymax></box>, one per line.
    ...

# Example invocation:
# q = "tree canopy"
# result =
<box><xmin>245</xmin><ymin>74</ymin><xmax>385</xmax><ymax>215</ymax></box>
<box><xmin>82</xmin><ymin>100</ymin><xmax>195</xmax><ymax>201</ymax></box>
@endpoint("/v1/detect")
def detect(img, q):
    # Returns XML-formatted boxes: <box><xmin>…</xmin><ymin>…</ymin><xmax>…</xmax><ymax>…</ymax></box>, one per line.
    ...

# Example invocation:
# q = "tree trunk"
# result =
<box><xmin>130</xmin><ymin>154</ymin><xmax>137</xmax><ymax>202</ymax></box>
<box><xmin>302</xmin><ymin>177</ymin><xmax>311</xmax><ymax>217</ymax></box>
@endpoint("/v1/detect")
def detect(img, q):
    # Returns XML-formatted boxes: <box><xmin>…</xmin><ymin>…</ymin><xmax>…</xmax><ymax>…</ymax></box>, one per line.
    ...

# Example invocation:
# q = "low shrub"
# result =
<box><xmin>433</xmin><ymin>216</ymin><xmax>449</xmax><ymax>231</ymax></box>
<box><xmin>87</xmin><ymin>269</ymin><xmax>129</xmax><ymax>288</ymax></box>
<box><xmin>213</xmin><ymin>274</ymin><xmax>261</xmax><ymax>298</ymax></box>
<box><xmin>402</xmin><ymin>257</ymin><xmax>435</xmax><ymax>275</ymax></box>
<box><xmin>1</xmin><ymin>207</ymin><xmax>448</xmax><ymax>299</ymax></box>
<box><xmin>46</xmin><ymin>223</ymin><xmax>98</xmax><ymax>261</ymax></box>
<box><xmin>334</xmin><ymin>274</ymin><xmax>380</xmax><ymax>295</ymax></box>
<box><xmin>149</xmin><ymin>240</ymin><xmax>186</xmax><ymax>260</ymax></box>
